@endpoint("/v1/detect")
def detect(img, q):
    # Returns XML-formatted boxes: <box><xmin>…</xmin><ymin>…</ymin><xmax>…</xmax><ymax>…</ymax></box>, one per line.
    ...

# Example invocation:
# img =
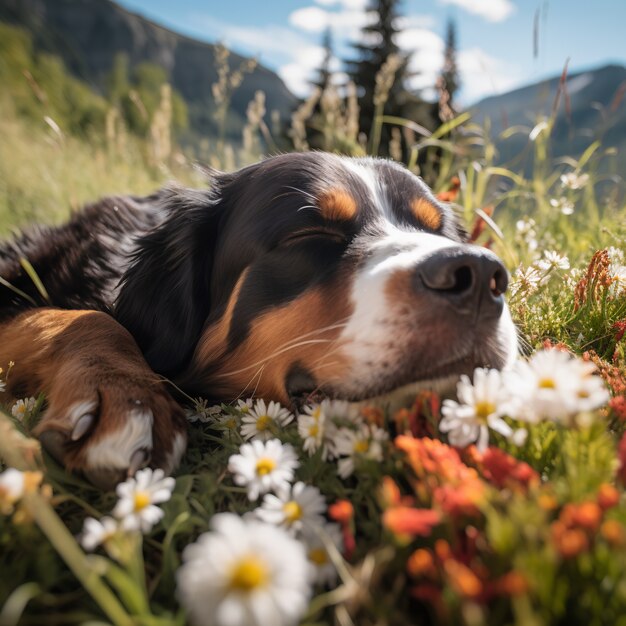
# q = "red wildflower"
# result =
<box><xmin>613</xmin><ymin>320</ymin><xmax>626</xmax><ymax>344</ymax></box>
<box><xmin>597</xmin><ymin>483</ymin><xmax>620</xmax><ymax>510</ymax></box>
<box><xmin>609</xmin><ymin>395</ymin><xmax>626</xmax><ymax>421</ymax></box>
<box><xmin>393</xmin><ymin>391</ymin><xmax>439</xmax><ymax>438</ymax></box>
<box><xmin>473</xmin><ymin>447</ymin><xmax>539</xmax><ymax>491</ymax></box>
<box><xmin>383</xmin><ymin>507</ymin><xmax>440</xmax><ymax>538</ymax></box>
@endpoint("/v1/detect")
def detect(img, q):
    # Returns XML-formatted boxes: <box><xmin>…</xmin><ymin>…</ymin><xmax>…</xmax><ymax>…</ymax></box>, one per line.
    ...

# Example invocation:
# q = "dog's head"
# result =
<box><xmin>116</xmin><ymin>152</ymin><xmax>518</xmax><ymax>406</ymax></box>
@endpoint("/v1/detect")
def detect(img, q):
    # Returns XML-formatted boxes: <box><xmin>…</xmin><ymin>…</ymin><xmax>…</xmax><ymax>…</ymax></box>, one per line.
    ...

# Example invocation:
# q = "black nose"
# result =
<box><xmin>417</xmin><ymin>247</ymin><xmax>508</xmax><ymax>318</ymax></box>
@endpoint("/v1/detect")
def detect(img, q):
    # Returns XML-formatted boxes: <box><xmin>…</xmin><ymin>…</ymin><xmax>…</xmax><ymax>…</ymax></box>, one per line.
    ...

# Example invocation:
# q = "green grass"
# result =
<box><xmin>1</xmin><ymin>70</ymin><xmax>626</xmax><ymax>626</ymax></box>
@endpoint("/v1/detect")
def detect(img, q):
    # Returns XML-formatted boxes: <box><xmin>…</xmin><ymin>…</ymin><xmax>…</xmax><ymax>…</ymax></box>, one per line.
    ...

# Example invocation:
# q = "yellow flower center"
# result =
<box><xmin>354</xmin><ymin>439</ymin><xmax>369</xmax><ymax>454</ymax></box>
<box><xmin>578</xmin><ymin>390</ymin><xmax>590</xmax><ymax>398</ymax></box>
<box><xmin>312</xmin><ymin>407</ymin><xmax>322</xmax><ymax>419</ymax></box>
<box><xmin>283</xmin><ymin>500</ymin><xmax>303</xmax><ymax>523</ymax></box>
<box><xmin>228</xmin><ymin>556</ymin><xmax>269</xmax><ymax>591</ymax></box>
<box><xmin>539</xmin><ymin>378</ymin><xmax>556</xmax><ymax>389</ymax></box>
<box><xmin>308</xmin><ymin>548</ymin><xmax>328</xmax><ymax>566</ymax></box>
<box><xmin>133</xmin><ymin>491</ymin><xmax>151</xmax><ymax>511</ymax></box>
<box><xmin>256</xmin><ymin>415</ymin><xmax>271</xmax><ymax>431</ymax></box>
<box><xmin>255</xmin><ymin>457</ymin><xmax>276</xmax><ymax>476</ymax></box>
<box><xmin>308</xmin><ymin>424</ymin><xmax>319</xmax><ymax>437</ymax></box>
<box><xmin>474</xmin><ymin>401</ymin><xmax>496</xmax><ymax>420</ymax></box>
<box><xmin>225</xmin><ymin>417</ymin><xmax>237</xmax><ymax>429</ymax></box>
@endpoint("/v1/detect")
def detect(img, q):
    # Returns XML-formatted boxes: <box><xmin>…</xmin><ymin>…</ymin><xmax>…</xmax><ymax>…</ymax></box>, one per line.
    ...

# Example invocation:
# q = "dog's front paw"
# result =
<box><xmin>35</xmin><ymin>371</ymin><xmax>187</xmax><ymax>490</ymax></box>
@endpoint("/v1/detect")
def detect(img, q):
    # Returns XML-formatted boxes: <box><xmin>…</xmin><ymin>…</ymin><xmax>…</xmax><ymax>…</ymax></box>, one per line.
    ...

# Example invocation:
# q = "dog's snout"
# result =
<box><xmin>417</xmin><ymin>248</ymin><xmax>508</xmax><ymax>317</ymax></box>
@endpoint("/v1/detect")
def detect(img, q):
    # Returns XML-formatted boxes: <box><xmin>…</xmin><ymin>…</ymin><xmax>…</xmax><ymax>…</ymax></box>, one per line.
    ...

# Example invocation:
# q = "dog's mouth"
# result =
<box><xmin>285</xmin><ymin>351</ymin><xmax>481</xmax><ymax>413</ymax></box>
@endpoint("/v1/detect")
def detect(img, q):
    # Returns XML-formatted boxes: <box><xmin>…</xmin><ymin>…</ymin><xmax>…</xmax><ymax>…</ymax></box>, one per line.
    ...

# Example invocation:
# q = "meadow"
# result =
<box><xmin>1</xmin><ymin>46</ymin><xmax>626</xmax><ymax>626</ymax></box>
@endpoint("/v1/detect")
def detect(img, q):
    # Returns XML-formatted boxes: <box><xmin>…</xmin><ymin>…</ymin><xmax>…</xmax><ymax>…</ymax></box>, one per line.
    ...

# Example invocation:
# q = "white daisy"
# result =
<box><xmin>255</xmin><ymin>481</ymin><xmax>326</xmax><ymax>534</ymax></box>
<box><xmin>301</xmin><ymin>522</ymin><xmax>343</xmax><ymax>587</ymax></box>
<box><xmin>505</xmin><ymin>349</ymin><xmax>609</xmax><ymax>424</ymax></box>
<box><xmin>537</xmin><ymin>250</ymin><xmax>570</xmax><ymax>272</ymax></box>
<box><xmin>177</xmin><ymin>513</ymin><xmax>312</xmax><ymax>626</ymax></box>
<box><xmin>439</xmin><ymin>368</ymin><xmax>522</xmax><ymax>452</ymax></box>
<box><xmin>80</xmin><ymin>516</ymin><xmax>119</xmax><ymax>551</ymax></box>
<box><xmin>510</xmin><ymin>265</ymin><xmax>542</xmax><ymax>296</ymax></box>
<box><xmin>213</xmin><ymin>411</ymin><xmax>242</xmax><ymax>434</ymax></box>
<box><xmin>228</xmin><ymin>439</ymin><xmax>299</xmax><ymax>501</ymax></box>
<box><xmin>0</xmin><ymin>468</ymin><xmax>25</xmax><ymax>514</ymax></box>
<box><xmin>236</xmin><ymin>398</ymin><xmax>254</xmax><ymax>414</ymax></box>
<box><xmin>549</xmin><ymin>197</ymin><xmax>575</xmax><ymax>215</ymax></box>
<box><xmin>297</xmin><ymin>400</ymin><xmax>340</xmax><ymax>460</ymax></box>
<box><xmin>241</xmin><ymin>399</ymin><xmax>294</xmax><ymax>442</ymax></box>
<box><xmin>560</xmin><ymin>171</ymin><xmax>589</xmax><ymax>190</ymax></box>
<box><xmin>334</xmin><ymin>423</ymin><xmax>388</xmax><ymax>479</ymax></box>
<box><xmin>11</xmin><ymin>397</ymin><xmax>36</xmax><ymax>420</ymax></box>
<box><xmin>112</xmin><ymin>468</ymin><xmax>175</xmax><ymax>533</ymax></box>
<box><xmin>187</xmin><ymin>398</ymin><xmax>222</xmax><ymax>423</ymax></box>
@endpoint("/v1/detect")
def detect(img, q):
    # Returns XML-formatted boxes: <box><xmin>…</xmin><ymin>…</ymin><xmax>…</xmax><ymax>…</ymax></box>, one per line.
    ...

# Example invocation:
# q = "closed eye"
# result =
<box><xmin>280</xmin><ymin>228</ymin><xmax>348</xmax><ymax>246</ymax></box>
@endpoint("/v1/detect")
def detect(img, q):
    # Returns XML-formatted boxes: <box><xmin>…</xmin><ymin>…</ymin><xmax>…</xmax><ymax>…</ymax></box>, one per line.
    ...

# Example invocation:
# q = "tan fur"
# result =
<box><xmin>317</xmin><ymin>188</ymin><xmax>358</xmax><ymax>222</ymax></box>
<box><xmin>193</xmin><ymin>275</ymin><xmax>354</xmax><ymax>402</ymax></box>
<box><xmin>0</xmin><ymin>309</ymin><xmax>185</xmax><ymax>471</ymax></box>
<box><xmin>411</xmin><ymin>197</ymin><xmax>442</xmax><ymax>230</ymax></box>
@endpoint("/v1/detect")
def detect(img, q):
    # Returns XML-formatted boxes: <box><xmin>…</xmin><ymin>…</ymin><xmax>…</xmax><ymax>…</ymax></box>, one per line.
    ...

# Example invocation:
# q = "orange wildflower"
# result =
<box><xmin>383</xmin><ymin>506</ymin><xmax>440</xmax><ymax>538</ymax></box>
<box><xmin>328</xmin><ymin>499</ymin><xmax>353</xmax><ymax>524</ymax></box>
<box><xmin>436</xmin><ymin>176</ymin><xmax>460</xmax><ymax>202</ymax></box>
<box><xmin>434</xmin><ymin>539</ymin><xmax>452</xmax><ymax>562</ymax></box>
<box><xmin>572</xmin><ymin>501</ymin><xmax>603</xmax><ymax>531</ymax></box>
<box><xmin>444</xmin><ymin>559</ymin><xmax>483</xmax><ymax>599</ymax></box>
<box><xmin>407</xmin><ymin>548</ymin><xmax>436</xmax><ymax>578</ymax></box>
<box><xmin>552</xmin><ymin>523</ymin><xmax>588</xmax><ymax>558</ymax></box>
<box><xmin>379</xmin><ymin>476</ymin><xmax>402</xmax><ymax>508</ymax></box>
<box><xmin>395</xmin><ymin>435</ymin><xmax>486</xmax><ymax>516</ymax></box>
<box><xmin>601</xmin><ymin>519</ymin><xmax>625</xmax><ymax>546</ymax></box>
<box><xmin>597</xmin><ymin>483</ymin><xmax>620</xmax><ymax>510</ymax></box>
<box><xmin>360</xmin><ymin>406</ymin><xmax>384</xmax><ymax>427</ymax></box>
<box><xmin>491</xmin><ymin>571</ymin><xmax>529</xmax><ymax>597</ymax></box>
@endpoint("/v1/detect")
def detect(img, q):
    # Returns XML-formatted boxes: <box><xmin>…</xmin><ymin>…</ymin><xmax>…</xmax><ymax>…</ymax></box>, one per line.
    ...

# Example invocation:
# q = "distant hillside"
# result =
<box><xmin>0</xmin><ymin>0</ymin><xmax>297</xmax><ymax>139</ymax></box>
<box><xmin>471</xmin><ymin>64</ymin><xmax>626</xmax><ymax>169</ymax></box>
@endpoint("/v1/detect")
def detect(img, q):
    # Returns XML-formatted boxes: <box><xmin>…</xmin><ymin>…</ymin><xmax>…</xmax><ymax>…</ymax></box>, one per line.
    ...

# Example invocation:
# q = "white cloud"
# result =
<box><xmin>438</xmin><ymin>0</ymin><xmax>516</xmax><ymax>23</ymax></box>
<box><xmin>289</xmin><ymin>5</ymin><xmax>372</xmax><ymax>35</ymax></box>
<box><xmin>314</xmin><ymin>0</ymin><xmax>368</xmax><ymax>8</ymax></box>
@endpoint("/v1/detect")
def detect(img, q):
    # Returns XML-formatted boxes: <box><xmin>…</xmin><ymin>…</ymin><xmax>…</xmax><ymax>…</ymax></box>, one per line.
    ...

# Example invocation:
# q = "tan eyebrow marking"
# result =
<box><xmin>317</xmin><ymin>188</ymin><xmax>358</xmax><ymax>222</ymax></box>
<box><xmin>410</xmin><ymin>197</ymin><xmax>442</xmax><ymax>230</ymax></box>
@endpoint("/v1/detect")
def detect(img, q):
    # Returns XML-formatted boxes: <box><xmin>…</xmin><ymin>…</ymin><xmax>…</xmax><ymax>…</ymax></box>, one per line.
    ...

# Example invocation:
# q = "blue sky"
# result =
<box><xmin>116</xmin><ymin>0</ymin><xmax>626</xmax><ymax>104</ymax></box>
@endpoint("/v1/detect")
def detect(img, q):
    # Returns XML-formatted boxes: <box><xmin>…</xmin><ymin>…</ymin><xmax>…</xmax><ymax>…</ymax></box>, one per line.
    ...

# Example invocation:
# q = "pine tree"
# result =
<box><xmin>345</xmin><ymin>0</ymin><xmax>437</xmax><ymax>158</ymax></box>
<box><xmin>312</xmin><ymin>27</ymin><xmax>334</xmax><ymax>93</ymax></box>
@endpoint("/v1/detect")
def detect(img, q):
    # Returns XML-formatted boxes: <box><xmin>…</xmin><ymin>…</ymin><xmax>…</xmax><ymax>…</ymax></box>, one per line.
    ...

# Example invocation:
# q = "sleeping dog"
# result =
<box><xmin>0</xmin><ymin>152</ymin><xmax>518</xmax><ymax>487</ymax></box>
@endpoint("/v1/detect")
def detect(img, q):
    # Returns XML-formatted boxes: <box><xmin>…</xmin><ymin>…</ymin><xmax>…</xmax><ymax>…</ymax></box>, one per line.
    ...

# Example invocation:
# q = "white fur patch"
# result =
<box><xmin>68</xmin><ymin>400</ymin><xmax>98</xmax><ymax>427</ymax></box>
<box><xmin>85</xmin><ymin>409</ymin><xmax>153</xmax><ymax>470</ymax></box>
<box><xmin>164</xmin><ymin>431</ymin><xmax>187</xmax><ymax>473</ymax></box>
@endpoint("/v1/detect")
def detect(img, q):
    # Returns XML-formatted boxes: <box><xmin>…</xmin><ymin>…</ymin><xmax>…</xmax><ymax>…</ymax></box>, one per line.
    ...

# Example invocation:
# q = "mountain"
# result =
<box><xmin>471</xmin><ymin>64</ymin><xmax>626</xmax><ymax>169</ymax></box>
<box><xmin>0</xmin><ymin>0</ymin><xmax>297</xmax><ymax>139</ymax></box>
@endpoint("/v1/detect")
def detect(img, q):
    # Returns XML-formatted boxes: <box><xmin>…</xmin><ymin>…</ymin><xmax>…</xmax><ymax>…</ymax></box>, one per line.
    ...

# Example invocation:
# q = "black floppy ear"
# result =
<box><xmin>115</xmin><ymin>185</ymin><xmax>222</xmax><ymax>376</ymax></box>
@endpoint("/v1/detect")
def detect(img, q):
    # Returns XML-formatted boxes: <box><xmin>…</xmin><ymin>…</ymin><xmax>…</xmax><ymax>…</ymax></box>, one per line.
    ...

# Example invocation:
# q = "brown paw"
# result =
<box><xmin>35</xmin><ymin>373</ymin><xmax>187</xmax><ymax>490</ymax></box>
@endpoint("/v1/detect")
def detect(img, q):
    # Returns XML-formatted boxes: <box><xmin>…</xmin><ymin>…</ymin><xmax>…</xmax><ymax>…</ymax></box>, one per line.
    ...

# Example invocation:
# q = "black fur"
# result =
<box><xmin>0</xmin><ymin>153</ymin><xmax>462</xmax><ymax>391</ymax></box>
